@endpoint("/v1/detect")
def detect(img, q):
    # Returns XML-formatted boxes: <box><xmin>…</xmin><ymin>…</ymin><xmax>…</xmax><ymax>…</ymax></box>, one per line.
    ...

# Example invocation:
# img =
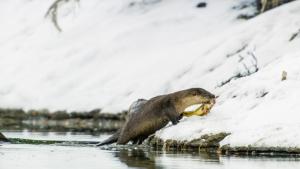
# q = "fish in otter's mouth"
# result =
<box><xmin>182</xmin><ymin>99</ymin><xmax>216</xmax><ymax>117</ymax></box>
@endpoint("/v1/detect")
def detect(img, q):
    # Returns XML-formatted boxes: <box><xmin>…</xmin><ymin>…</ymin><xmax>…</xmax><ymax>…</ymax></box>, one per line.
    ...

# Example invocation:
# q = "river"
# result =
<box><xmin>0</xmin><ymin>131</ymin><xmax>300</xmax><ymax>169</ymax></box>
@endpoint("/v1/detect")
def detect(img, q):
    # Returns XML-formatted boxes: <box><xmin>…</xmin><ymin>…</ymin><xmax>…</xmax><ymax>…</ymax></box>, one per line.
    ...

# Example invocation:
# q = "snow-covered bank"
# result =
<box><xmin>0</xmin><ymin>0</ymin><xmax>253</xmax><ymax>112</ymax></box>
<box><xmin>151</xmin><ymin>1</ymin><xmax>300</xmax><ymax>148</ymax></box>
<box><xmin>1</xmin><ymin>0</ymin><xmax>300</xmax><ymax>148</ymax></box>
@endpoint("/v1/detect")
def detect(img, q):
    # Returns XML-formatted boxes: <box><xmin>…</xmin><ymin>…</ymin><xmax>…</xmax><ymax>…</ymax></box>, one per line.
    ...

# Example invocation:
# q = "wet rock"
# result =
<box><xmin>147</xmin><ymin>133</ymin><xmax>300</xmax><ymax>156</ymax></box>
<box><xmin>147</xmin><ymin>135</ymin><xmax>164</xmax><ymax>148</ymax></box>
<box><xmin>147</xmin><ymin>132</ymin><xmax>229</xmax><ymax>151</ymax></box>
<box><xmin>221</xmin><ymin>145</ymin><xmax>300</xmax><ymax>156</ymax></box>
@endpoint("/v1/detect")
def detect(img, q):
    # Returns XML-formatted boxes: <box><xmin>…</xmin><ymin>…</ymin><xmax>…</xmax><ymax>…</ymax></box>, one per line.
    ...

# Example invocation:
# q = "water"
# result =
<box><xmin>1</xmin><ymin>131</ymin><xmax>300</xmax><ymax>169</ymax></box>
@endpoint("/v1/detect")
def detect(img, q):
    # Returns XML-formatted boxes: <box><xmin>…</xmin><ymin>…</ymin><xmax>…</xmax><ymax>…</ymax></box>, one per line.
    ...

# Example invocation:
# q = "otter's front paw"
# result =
<box><xmin>171</xmin><ymin>119</ymin><xmax>179</xmax><ymax>125</ymax></box>
<box><xmin>171</xmin><ymin>115</ymin><xmax>182</xmax><ymax>125</ymax></box>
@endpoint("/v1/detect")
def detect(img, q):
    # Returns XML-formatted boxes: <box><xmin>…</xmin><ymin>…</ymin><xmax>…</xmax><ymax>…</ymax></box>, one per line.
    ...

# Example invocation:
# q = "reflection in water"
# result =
<box><xmin>113</xmin><ymin>147</ymin><xmax>220</xmax><ymax>169</ymax></box>
<box><xmin>1</xmin><ymin>131</ymin><xmax>300</xmax><ymax>169</ymax></box>
<box><xmin>115</xmin><ymin>149</ymin><xmax>159</xmax><ymax>169</ymax></box>
<box><xmin>110</xmin><ymin>146</ymin><xmax>300</xmax><ymax>169</ymax></box>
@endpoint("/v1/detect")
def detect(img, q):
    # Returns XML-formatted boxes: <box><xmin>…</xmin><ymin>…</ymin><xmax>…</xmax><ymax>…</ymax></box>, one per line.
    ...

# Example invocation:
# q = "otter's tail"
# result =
<box><xmin>0</xmin><ymin>132</ymin><xmax>9</xmax><ymax>142</ymax></box>
<box><xmin>97</xmin><ymin>129</ymin><xmax>120</xmax><ymax>146</ymax></box>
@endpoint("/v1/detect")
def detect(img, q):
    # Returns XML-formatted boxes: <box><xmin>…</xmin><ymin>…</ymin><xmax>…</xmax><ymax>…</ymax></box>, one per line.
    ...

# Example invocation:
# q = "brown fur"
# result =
<box><xmin>98</xmin><ymin>88</ymin><xmax>215</xmax><ymax>146</ymax></box>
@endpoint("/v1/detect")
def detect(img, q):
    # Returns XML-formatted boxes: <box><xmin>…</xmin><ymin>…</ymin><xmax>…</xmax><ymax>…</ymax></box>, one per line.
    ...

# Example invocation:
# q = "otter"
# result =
<box><xmin>98</xmin><ymin>88</ymin><xmax>215</xmax><ymax>146</ymax></box>
<box><xmin>0</xmin><ymin>132</ymin><xmax>9</xmax><ymax>142</ymax></box>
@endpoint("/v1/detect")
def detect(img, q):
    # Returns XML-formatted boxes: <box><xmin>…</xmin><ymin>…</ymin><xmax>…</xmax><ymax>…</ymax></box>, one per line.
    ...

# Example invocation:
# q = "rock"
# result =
<box><xmin>196</xmin><ymin>2</ymin><xmax>207</xmax><ymax>8</ymax></box>
<box><xmin>189</xmin><ymin>133</ymin><xmax>230</xmax><ymax>148</ymax></box>
<box><xmin>147</xmin><ymin>133</ymin><xmax>300</xmax><ymax>156</ymax></box>
<box><xmin>220</xmin><ymin>145</ymin><xmax>300</xmax><ymax>156</ymax></box>
<box><xmin>147</xmin><ymin>132</ymin><xmax>230</xmax><ymax>151</ymax></box>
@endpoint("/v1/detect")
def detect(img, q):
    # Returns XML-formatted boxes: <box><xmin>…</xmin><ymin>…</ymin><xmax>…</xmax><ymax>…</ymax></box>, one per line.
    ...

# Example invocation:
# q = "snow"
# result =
<box><xmin>1</xmin><ymin>0</ymin><xmax>300</xmax><ymax>147</ymax></box>
<box><xmin>0</xmin><ymin>0</ymin><xmax>245</xmax><ymax>112</ymax></box>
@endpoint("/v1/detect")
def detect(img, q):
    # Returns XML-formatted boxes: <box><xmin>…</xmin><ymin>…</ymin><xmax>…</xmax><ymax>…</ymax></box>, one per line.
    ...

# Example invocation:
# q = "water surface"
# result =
<box><xmin>1</xmin><ymin>131</ymin><xmax>300</xmax><ymax>169</ymax></box>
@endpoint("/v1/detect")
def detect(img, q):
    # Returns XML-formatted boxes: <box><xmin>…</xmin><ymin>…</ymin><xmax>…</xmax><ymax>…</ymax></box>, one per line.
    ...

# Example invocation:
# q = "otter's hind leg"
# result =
<box><xmin>137</xmin><ymin>136</ymin><xmax>148</xmax><ymax>145</ymax></box>
<box><xmin>131</xmin><ymin>135</ymin><xmax>147</xmax><ymax>145</ymax></box>
<box><xmin>132</xmin><ymin>138</ymin><xmax>139</xmax><ymax>144</ymax></box>
<box><xmin>117</xmin><ymin>132</ymin><xmax>132</xmax><ymax>145</ymax></box>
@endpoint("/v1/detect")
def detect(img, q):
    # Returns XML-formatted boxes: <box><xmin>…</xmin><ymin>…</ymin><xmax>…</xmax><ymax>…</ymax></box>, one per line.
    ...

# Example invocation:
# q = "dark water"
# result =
<box><xmin>1</xmin><ymin>131</ymin><xmax>300</xmax><ymax>169</ymax></box>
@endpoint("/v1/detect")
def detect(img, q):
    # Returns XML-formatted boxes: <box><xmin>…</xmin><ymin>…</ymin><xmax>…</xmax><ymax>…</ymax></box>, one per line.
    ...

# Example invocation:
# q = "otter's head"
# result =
<box><xmin>171</xmin><ymin>88</ymin><xmax>216</xmax><ymax>113</ymax></box>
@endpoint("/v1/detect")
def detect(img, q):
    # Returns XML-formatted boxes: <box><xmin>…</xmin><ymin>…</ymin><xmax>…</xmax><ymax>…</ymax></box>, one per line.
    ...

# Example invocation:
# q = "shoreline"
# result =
<box><xmin>2</xmin><ymin>108</ymin><xmax>300</xmax><ymax>156</ymax></box>
<box><xmin>0</xmin><ymin>108</ymin><xmax>126</xmax><ymax>132</ymax></box>
<box><xmin>146</xmin><ymin>133</ymin><xmax>300</xmax><ymax>156</ymax></box>
<box><xmin>2</xmin><ymin>129</ymin><xmax>300</xmax><ymax>156</ymax></box>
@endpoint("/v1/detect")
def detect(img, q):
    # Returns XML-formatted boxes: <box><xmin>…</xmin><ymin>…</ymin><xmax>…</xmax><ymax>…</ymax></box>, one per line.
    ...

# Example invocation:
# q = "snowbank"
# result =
<box><xmin>156</xmin><ymin>1</ymin><xmax>300</xmax><ymax>148</ymax></box>
<box><xmin>0</xmin><ymin>0</ymin><xmax>252</xmax><ymax>112</ymax></box>
<box><xmin>1</xmin><ymin>0</ymin><xmax>300</xmax><ymax>147</ymax></box>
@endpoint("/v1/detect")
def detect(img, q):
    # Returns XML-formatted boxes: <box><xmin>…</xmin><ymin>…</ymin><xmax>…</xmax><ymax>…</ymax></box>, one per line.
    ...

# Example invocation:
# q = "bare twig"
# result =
<box><xmin>217</xmin><ymin>51</ymin><xmax>259</xmax><ymax>88</ymax></box>
<box><xmin>226</xmin><ymin>44</ymin><xmax>248</xmax><ymax>58</ymax></box>
<box><xmin>45</xmin><ymin>0</ymin><xmax>80</xmax><ymax>32</ymax></box>
<box><xmin>289</xmin><ymin>29</ymin><xmax>300</xmax><ymax>42</ymax></box>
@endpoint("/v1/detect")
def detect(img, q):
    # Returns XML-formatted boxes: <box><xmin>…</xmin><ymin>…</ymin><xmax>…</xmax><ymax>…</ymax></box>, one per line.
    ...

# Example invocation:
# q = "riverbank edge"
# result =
<box><xmin>0</xmin><ymin>108</ymin><xmax>126</xmax><ymax>132</ymax></box>
<box><xmin>0</xmin><ymin>108</ymin><xmax>127</xmax><ymax>120</ymax></box>
<box><xmin>146</xmin><ymin>133</ymin><xmax>300</xmax><ymax>156</ymax></box>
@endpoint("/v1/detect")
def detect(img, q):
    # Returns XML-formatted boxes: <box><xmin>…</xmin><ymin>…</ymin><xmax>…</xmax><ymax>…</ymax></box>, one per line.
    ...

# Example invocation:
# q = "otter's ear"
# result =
<box><xmin>163</xmin><ymin>99</ymin><xmax>181</xmax><ymax>125</ymax></box>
